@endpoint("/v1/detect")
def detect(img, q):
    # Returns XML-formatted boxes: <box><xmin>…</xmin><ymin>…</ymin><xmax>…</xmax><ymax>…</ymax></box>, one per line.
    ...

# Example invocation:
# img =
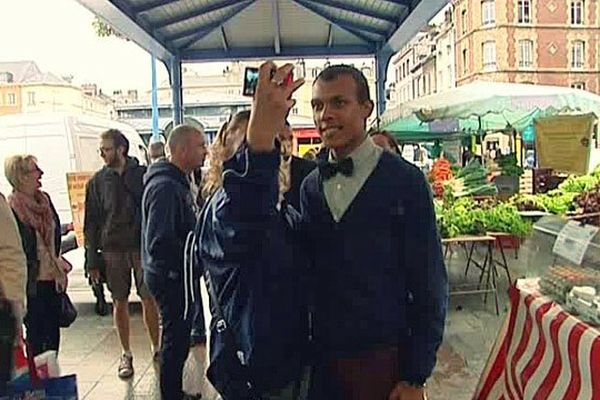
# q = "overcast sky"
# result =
<box><xmin>1</xmin><ymin>0</ymin><xmax>448</xmax><ymax>95</ymax></box>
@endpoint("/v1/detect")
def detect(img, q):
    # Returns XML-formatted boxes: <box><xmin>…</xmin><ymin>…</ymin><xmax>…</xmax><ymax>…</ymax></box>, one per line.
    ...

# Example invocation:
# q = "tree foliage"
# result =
<box><xmin>92</xmin><ymin>17</ymin><xmax>129</xmax><ymax>40</ymax></box>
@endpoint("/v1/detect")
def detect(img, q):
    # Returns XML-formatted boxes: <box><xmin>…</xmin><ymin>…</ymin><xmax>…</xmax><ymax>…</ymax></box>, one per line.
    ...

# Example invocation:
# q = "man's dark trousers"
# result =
<box><xmin>147</xmin><ymin>273</ymin><xmax>191</xmax><ymax>400</ymax></box>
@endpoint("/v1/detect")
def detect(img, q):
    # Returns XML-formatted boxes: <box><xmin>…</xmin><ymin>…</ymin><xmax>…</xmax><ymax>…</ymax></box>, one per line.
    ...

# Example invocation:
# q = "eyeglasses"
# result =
<box><xmin>98</xmin><ymin>146</ymin><xmax>114</xmax><ymax>154</ymax></box>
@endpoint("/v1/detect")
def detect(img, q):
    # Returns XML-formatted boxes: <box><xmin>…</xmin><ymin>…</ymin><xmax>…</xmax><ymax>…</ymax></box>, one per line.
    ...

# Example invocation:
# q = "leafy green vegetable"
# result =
<box><xmin>436</xmin><ymin>197</ymin><xmax>531</xmax><ymax>238</ymax></box>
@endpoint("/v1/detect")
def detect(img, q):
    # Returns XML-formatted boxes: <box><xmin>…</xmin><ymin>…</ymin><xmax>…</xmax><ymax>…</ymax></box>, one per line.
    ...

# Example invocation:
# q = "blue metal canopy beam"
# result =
<box><xmin>182</xmin><ymin>45</ymin><xmax>375</xmax><ymax>61</ymax></box>
<box><xmin>306</xmin><ymin>0</ymin><xmax>397</xmax><ymax>24</ymax></box>
<box><xmin>220</xmin><ymin>26</ymin><xmax>229</xmax><ymax>51</ymax></box>
<box><xmin>179</xmin><ymin>1</ymin><xmax>256</xmax><ymax>50</ymax></box>
<box><xmin>291</xmin><ymin>0</ymin><xmax>382</xmax><ymax>43</ymax></box>
<box><xmin>154</xmin><ymin>0</ymin><xmax>242</xmax><ymax>29</ymax></box>
<box><xmin>164</xmin><ymin>0</ymin><xmax>254</xmax><ymax>42</ymax></box>
<box><xmin>272</xmin><ymin>0</ymin><xmax>282</xmax><ymax>55</ymax></box>
<box><xmin>133</xmin><ymin>0</ymin><xmax>179</xmax><ymax>15</ymax></box>
<box><xmin>384</xmin><ymin>0</ymin><xmax>449</xmax><ymax>52</ymax></box>
<box><xmin>382</xmin><ymin>0</ymin><xmax>412</xmax><ymax>5</ymax></box>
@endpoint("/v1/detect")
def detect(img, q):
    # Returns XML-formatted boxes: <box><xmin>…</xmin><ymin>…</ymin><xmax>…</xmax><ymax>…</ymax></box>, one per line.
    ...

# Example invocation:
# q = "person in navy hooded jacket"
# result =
<box><xmin>301</xmin><ymin>65</ymin><xmax>448</xmax><ymax>400</ymax></box>
<box><xmin>141</xmin><ymin>125</ymin><xmax>208</xmax><ymax>400</ymax></box>
<box><xmin>196</xmin><ymin>63</ymin><xmax>310</xmax><ymax>399</ymax></box>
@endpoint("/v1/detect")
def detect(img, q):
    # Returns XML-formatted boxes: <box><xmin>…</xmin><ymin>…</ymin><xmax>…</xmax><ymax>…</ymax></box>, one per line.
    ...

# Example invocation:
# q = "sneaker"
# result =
<box><xmin>117</xmin><ymin>353</ymin><xmax>134</xmax><ymax>379</ymax></box>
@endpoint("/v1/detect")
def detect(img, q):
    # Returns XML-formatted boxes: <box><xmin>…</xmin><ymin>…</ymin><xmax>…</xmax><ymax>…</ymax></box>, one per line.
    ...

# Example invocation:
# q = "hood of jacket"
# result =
<box><xmin>144</xmin><ymin>160</ymin><xmax>190</xmax><ymax>189</ymax></box>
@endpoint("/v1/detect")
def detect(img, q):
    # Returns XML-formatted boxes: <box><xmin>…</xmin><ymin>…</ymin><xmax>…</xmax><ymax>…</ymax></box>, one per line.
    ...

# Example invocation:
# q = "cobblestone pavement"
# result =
<box><xmin>57</xmin><ymin>243</ymin><xmax>534</xmax><ymax>399</ymax></box>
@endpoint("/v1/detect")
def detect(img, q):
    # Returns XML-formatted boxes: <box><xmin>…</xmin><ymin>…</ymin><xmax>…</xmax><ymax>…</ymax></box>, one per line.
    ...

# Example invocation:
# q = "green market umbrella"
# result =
<box><xmin>382</xmin><ymin>80</ymin><xmax>600</xmax><ymax>133</ymax></box>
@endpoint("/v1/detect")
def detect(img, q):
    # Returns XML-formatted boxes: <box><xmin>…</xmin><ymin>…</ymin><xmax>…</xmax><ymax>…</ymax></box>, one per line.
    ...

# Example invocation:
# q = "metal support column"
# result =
<box><xmin>151</xmin><ymin>55</ymin><xmax>160</xmax><ymax>138</ymax></box>
<box><xmin>169</xmin><ymin>56</ymin><xmax>183</xmax><ymax>126</ymax></box>
<box><xmin>375</xmin><ymin>48</ymin><xmax>393</xmax><ymax>121</ymax></box>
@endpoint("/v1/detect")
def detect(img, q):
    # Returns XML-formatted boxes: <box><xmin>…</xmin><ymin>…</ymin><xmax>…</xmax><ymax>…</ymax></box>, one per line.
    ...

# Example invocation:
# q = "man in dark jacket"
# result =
<box><xmin>84</xmin><ymin>129</ymin><xmax>160</xmax><ymax>380</ymax></box>
<box><xmin>301</xmin><ymin>65</ymin><xmax>448</xmax><ymax>400</ymax></box>
<box><xmin>142</xmin><ymin>125</ymin><xmax>207</xmax><ymax>400</ymax></box>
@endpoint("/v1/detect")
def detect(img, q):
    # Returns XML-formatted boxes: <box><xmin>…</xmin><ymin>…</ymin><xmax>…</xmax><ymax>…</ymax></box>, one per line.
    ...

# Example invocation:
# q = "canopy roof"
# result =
<box><xmin>76</xmin><ymin>0</ymin><xmax>449</xmax><ymax>63</ymax></box>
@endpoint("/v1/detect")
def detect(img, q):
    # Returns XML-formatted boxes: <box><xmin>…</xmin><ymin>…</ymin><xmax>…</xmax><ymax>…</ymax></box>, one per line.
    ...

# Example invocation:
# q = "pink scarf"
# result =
<box><xmin>8</xmin><ymin>190</ymin><xmax>55</xmax><ymax>250</ymax></box>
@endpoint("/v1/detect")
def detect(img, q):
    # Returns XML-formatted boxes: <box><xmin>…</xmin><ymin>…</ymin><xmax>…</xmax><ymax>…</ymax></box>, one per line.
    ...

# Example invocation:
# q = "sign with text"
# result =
<box><xmin>535</xmin><ymin>114</ymin><xmax>595</xmax><ymax>175</ymax></box>
<box><xmin>552</xmin><ymin>220</ymin><xmax>599</xmax><ymax>265</ymax></box>
<box><xmin>66</xmin><ymin>172</ymin><xmax>93</xmax><ymax>247</ymax></box>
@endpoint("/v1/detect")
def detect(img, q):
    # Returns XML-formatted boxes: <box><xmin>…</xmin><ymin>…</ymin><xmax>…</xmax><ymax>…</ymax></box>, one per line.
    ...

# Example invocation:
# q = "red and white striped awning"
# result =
<box><xmin>475</xmin><ymin>279</ymin><xmax>600</xmax><ymax>399</ymax></box>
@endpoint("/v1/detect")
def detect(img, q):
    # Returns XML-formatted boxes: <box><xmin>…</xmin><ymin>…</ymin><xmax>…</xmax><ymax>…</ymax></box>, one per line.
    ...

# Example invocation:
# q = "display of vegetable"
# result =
<box><xmin>436</xmin><ymin>197</ymin><xmax>532</xmax><ymax>238</ymax></box>
<box><xmin>429</xmin><ymin>157</ymin><xmax>453</xmax><ymax>197</ymax></box>
<box><xmin>538</xmin><ymin>191</ymin><xmax>578</xmax><ymax>215</ymax></box>
<box><xmin>557</xmin><ymin>173</ymin><xmax>600</xmax><ymax>193</ymax></box>
<box><xmin>496</xmin><ymin>153</ymin><xmax>524</xmax><ymax>177</ymax></box>
<box><xmin>448</xmin><ymin>159</ymin><xmax>498</xmax><ymax>197</ymax></box>
<box><xmin>574</xmin><ymin>184</ymin><xmax>600</xmax><ymax>226</ymax></box>
<box><xmin>484</xmin><ymin>202</ymin><xmax>532</xmax><ymax>237</ymax></box>
<box><xmin>511</xmin><ymin>191</ymin><xmax>578</xmax><ymax>215</ymax></box>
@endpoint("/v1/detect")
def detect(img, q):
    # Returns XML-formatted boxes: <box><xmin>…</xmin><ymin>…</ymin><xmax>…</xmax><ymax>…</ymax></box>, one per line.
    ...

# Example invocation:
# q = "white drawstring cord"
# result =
<box><xmin>189</xmin><ymin>234</ymin><xmax>196</xmax><ymax>305</ymax></box>
<box><xmin>183</xmin><ymin>231</ymin><xmax>193</xmax><ymax>319</ymax></box>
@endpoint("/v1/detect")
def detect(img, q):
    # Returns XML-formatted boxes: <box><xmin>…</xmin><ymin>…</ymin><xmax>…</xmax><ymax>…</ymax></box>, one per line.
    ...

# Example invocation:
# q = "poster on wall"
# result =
<box><xmin>535</xmin><ymin>114</ymin><xmax>595</xmax><ymax>175</ymax></box>
<box><xmin>66</xmin><ymin>172</ymin><xmax>94</xmax><ymax>247</ymax></box>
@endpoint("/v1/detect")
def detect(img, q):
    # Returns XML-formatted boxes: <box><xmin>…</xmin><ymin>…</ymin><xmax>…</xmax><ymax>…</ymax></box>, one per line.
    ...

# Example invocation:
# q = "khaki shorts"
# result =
<box><xmin>103</xmin><ymin>251</ymin><xmax>152</xmax><ymax>301</ymax></box>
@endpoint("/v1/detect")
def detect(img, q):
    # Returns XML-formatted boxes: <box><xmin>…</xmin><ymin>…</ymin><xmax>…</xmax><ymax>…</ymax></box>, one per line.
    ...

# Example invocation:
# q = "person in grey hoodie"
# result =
<box><xmin>142</xmin><ymin>125</ymin><xmax>208</xmax><ymax>400</ymax></box>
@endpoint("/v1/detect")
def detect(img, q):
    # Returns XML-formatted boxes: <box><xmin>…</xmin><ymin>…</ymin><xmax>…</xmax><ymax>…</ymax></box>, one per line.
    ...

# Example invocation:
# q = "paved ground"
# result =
<box><xmin>54</xmin><ymin>242</ymin><xmax>538</xmax><ymax>399</ymax></box>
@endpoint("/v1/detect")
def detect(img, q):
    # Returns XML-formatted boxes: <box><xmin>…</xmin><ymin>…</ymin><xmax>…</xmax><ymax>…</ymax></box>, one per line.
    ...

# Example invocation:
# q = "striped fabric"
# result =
<box><xmin>474</xmin><ymin>280</ymin><xmax>600</xmax><ymax>400</ymax></box>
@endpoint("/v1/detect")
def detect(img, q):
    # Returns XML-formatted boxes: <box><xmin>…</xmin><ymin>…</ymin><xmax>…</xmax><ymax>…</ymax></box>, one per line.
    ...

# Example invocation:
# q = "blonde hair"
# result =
<box><xmin>4</xmin><ymin>155</ymin><xmax>37</xmax><ymax>191</ymax></box>
<box><xmin>202</xmin><ymin>111</ymin><xmax>291</xmax><ymax>203</ymax></box>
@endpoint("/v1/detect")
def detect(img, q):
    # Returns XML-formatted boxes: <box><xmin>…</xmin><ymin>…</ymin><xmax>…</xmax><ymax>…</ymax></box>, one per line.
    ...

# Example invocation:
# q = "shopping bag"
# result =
<box><xmin>1</xmin><ymin>373</ymin><xmax>78</xmax><ymax>399</ymax></box>
<box><xmin>0</xmin><ymin>340</ymin><xmax>78</xmax><ymax>400</ymax></box>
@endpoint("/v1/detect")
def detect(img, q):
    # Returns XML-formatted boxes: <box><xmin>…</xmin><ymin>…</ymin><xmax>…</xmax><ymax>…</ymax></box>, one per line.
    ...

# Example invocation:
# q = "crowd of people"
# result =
<box><xmin>0</xmin><ymin>63</ymin><xmax>448</xmax><ymax>400</ymax></box>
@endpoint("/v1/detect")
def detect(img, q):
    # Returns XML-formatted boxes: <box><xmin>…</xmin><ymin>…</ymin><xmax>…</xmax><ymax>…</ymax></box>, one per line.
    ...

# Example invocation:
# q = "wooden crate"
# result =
<box><xmin>519</xmin><ymin>170</ymin><xmax>533</xmax><ymax>195</ymax></box>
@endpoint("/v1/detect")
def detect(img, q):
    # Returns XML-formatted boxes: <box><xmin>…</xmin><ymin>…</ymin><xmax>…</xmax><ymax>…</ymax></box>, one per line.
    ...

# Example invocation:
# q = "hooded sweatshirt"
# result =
<box><xmin>141</xmin><ymin>160</ymin><xmax>197</xmax><ymax>281</ymax></box>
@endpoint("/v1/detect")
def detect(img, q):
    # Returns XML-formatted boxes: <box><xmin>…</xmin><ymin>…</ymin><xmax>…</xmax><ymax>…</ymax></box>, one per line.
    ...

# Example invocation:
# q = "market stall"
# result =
<box><xmin>474</xmin><ymin>280</ymin><xmax>600</xmax><ymax>399</ymax></box>
<box><xmin>474</xmin><ymin>215</ymin><xmax>600</xmax><ymax>399</ymax></box>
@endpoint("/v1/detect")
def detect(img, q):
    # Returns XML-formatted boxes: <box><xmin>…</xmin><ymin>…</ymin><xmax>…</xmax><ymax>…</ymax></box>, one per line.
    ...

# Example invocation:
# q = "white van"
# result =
<box><xmin>0</xmin><ymin>113</ymin><xmax>148</xmax><ymax>225</ymax></box>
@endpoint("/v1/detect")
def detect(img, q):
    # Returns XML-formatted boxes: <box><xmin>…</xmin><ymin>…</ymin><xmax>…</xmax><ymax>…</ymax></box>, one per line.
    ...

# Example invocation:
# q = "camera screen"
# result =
<box><xmin>243</xmin><ymin>67</ymin><xmax>259</xmax><ymax>97</ymax></box>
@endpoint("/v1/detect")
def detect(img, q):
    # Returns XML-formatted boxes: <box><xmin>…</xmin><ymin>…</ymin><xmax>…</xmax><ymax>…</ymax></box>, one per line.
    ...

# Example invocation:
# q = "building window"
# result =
<box><xmin>518</xmin><ymin>40</ymin><xmax>534</xmax><ymax>68</ymax></box>
<box><xmin>461</xmin><ymin>9</ymin><xmax>468</xmax><ymax>33</ymax></box>
<box><xmin>571</xmin><ymin>82</ymin><xmax>586</xmax><ymax>90</ymax></box>
<box><xmin>517</xmin><ymin>0</ymin><xmax>531</xmax><ymax>24</ymax></box>
<box><xmin>27</xmin><ymin>92</ymin><xmax>36</xmax><ymax>106</ymax></box>
<box><xmin>7</xmin><ymin>93</ymin><xmax>16</xmax><ymax>105</ymax></box>
<box><xmin>481</xmin><ymin>0</ymin><xmax>496</xmax><ymax>26</ymax></box>
<box><xmin>571</xmin><ymin>1</ymin><xmax>584</xmax><ymax>25</ymax></box>
<box><xmin>462</xmin><ymin>48</ymin><xmax>469</xmax><ymax>75</ymax></box>
<box><xmin>572</xmin><ymin>40</ymin><xmax>585</xmax><ymax>68</ymax></box>
<box><xmin>482</xmin><ymin>41</ymin><xmax>497</xmax><ymax>70</ymax></box>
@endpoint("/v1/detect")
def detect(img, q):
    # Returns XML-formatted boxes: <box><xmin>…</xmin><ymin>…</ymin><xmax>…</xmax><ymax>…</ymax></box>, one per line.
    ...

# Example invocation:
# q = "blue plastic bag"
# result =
<box><xmin>0</xmin><ymin>373</ymin><xmax>78</xmax><ymax>399</ymax></box>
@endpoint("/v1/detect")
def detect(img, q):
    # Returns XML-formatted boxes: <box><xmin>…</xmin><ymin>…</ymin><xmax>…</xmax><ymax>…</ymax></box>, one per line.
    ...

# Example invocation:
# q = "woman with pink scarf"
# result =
<box><xmin>4</xmin><ymin>155</ymin><xmax>67</xmax><ymax>356</ymax></box>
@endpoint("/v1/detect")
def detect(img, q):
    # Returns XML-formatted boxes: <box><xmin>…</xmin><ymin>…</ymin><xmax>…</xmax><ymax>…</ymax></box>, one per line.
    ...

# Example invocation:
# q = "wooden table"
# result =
<box><xmin>442</xmin><ymin>235</ymin><xmax>500</xmax><ymax>315</ymax></box>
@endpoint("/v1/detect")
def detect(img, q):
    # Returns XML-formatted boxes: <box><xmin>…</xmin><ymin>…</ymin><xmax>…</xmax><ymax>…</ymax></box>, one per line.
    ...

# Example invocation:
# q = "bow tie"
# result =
<box><xmin>318</xmin><ymin>158</ymin><xmax>354</xmax><ymax>180</ymax></box>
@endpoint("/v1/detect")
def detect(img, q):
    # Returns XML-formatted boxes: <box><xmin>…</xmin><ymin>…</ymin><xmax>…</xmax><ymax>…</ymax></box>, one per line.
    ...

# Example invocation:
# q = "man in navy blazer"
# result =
<box><xmin>300</xmin><ymin>65</ymin><xmax>448</xmax><ymax>400</ymax></box>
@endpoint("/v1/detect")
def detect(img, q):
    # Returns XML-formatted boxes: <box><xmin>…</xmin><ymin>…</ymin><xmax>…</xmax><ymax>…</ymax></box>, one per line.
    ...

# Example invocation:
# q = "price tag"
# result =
<box><xmin>552</xmin><ymin>220</ymin><xmax>599</xmax><ymax>265</ymax></box>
